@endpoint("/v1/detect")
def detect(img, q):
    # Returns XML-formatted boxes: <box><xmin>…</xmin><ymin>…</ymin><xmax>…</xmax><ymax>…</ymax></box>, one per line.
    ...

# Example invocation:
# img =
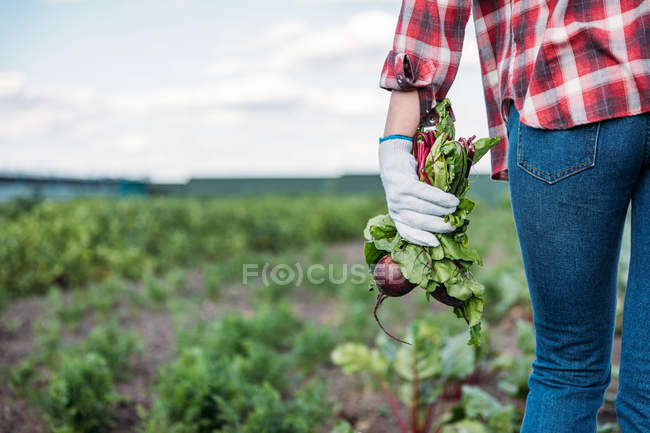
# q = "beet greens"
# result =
<box><xmin>365</xmin><ymin>99</ymin><xmax>500</xmax><ymax>346</ymax></box>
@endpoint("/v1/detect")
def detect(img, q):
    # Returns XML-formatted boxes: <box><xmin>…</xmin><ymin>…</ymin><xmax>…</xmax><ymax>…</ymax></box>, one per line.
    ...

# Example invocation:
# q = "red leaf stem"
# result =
<box><xmin>373</xmin><ymin>375</ymin><xmax>411</xmax><ymax>433</ymax></box>
<box><xmin>412</xmin><ymin>354</ymin><xmax>421</xmax><ymax>433</ymax></box>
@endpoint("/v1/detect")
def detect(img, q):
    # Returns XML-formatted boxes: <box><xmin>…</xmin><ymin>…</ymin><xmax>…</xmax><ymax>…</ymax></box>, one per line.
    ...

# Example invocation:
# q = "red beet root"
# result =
<box><xmin>372</xmin><ymin>254</ymin><xmax>416</xmax><ymax>345</ymax></box>
<box><xmin>431</xmin><ymin>284</ymin><xmax>464</xmax><ymax>308</ymax></box>
<box><xmin>373</xmin><ymin>255</ymin><xmax>416</xmax><ymax>297</ymax></box>
<box><xmin>372</xmin><ymin>254</ymin><xmax>469</xmax><ymax>345</ymax></box>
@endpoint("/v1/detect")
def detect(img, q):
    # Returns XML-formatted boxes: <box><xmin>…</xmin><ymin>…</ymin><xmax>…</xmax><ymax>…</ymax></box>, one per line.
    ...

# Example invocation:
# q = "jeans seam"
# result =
<box><xmin>644</xmin><ymin>114</ymin><xmax>650</xmax><ymax>166</ymax></box>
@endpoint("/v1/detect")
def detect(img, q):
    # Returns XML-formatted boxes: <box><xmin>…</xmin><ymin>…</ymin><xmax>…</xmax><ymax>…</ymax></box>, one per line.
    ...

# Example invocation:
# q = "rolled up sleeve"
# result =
<box><xmin>379</xmin><ymin>0</ymin><xmax>472</xmax><ymax>124</ymax></box>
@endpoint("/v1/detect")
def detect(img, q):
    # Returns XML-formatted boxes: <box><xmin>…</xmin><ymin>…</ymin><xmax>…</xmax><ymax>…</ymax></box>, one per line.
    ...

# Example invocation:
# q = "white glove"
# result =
<box><xmin>378</xmin><ymin>135</ymin><xmax>459</xmax><ymax>247</ymax></box>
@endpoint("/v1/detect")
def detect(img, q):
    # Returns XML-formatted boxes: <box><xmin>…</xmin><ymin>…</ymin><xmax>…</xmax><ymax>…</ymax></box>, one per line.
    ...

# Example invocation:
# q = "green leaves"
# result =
<box><xmin>447</xmin><ymin>198</ymin><xmax>475</xmax><ymax>227</ymax></box>
<box><xmin>433</xmin><ymin>98</ymin><xmax>455</xmax><ymax>140</ymax></box>
<box><xmin>441</xmin><ymin>420</ymin><xmax>490</xmax><ymax>433</ymax></box>
<box><xmin>441</xmin><ymin>334</ymin><xmax>476</xmax><ymax>380</ymax></box>
<box><xmin>332</xmin><ymin>315</ymin><xmax>481</xmax><ymax>389</ymax></box>
<box><xmin>491</xmin><ymin>320</ymin><xmax>535</xmax><ymax>398</ymax></box>
<box><xmin>0</xmin><ymin>195</ymin><xmax>387</xmax><ymax>299</ymax></box>
<box><xmin>44</xmin><ymin>352</ymin><xmax>118</xmax><ymax>433</ymax></box>
<box><xmin>363</xmin><ymin>214</ymin><xmax>396</xmax><ymax>242</ymax></box>
<box><xmin>439</xmin><ymin>235</ymin><xmax>481</xmax><ymax>264</ymax></box>
<box><xmin>471</xmin><ymin>137</ymin><xmax>501</xmax><ymax>165</ymax></box>
<box><xmin>147</xmin><ymin>306</ymin><xmax>333</xmax><ymax>433</ymax></box>
<box><xmin>460</xmin><ymin>386</ymin><xmax>518</xmax><ymax>433</ymax></box>
<box><xmin>438</xmin><ymin>386</ymin><xmax>519</xmax><ymax>433</ymax></box>
<box><xmin>329</xmin><ymin>420</ymin><xmax>357</xmax><ymax>433</ymax></box>
<box><xmin>364</xmin><ymin>241</ymin><xmax>384</xmax><ymax>266</ymax></box>
<box><xmin>394</xmin><ymin>322</ymin><xmax>443</xmax><ymax>381</ymax></box>
<box><xmin>331</xmin><ymin>343</ymin><xmax>388</xmax><ymax>377</ymax></box>
<box><xmin>391</xmin><ymin>242</ymin><xmax>431</xmax><ymax>287</ymax></box>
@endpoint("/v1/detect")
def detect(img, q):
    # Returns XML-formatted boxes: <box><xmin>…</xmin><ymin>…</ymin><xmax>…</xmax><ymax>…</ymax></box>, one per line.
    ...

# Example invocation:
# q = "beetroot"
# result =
<box><xmin>372</xmin><ymin>254</ymin><xmax>468</xmax><ymax>344</ymax></box>
<box><xmin>373</xmin><ymin>255</ymin><xmax>416</xmax><ymax>297</ymax></box>
<box><xmin>372</xmin><ymin>254</ymin><xmax>416</xmax><ymax>345</ymax></box>
<box><xmin>431</xmin><ymin>284</ymin><xmax>464</xmax><ymax>308</ymax></box>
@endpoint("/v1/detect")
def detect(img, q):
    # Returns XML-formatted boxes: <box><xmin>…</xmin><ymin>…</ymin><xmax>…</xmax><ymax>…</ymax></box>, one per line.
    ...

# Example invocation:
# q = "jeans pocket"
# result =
<box><xmin>517</xmin><ymin>120</ymin><xmax>600</xmax><ymax>184</ymax></box>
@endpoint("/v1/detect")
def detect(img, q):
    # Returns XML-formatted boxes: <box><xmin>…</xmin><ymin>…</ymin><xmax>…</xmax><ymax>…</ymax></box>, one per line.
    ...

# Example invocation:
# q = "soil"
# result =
<box><xmin>0</xmin><ymin>241</ymin><xmax>622</xmax><ymax>433</ymax></box>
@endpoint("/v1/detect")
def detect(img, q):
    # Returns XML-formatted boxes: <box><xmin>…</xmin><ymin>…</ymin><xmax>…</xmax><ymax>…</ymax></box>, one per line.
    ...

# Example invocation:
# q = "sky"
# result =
<box><xmin>0</xmin><ymin>0</ymin><xmax>489</xmax><ymax>182</ymax></box>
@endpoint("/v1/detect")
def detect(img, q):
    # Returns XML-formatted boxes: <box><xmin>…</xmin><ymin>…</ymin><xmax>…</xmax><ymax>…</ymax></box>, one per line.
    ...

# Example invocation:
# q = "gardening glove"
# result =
<box><xmin>378</xmin><ymin>135</ymin><xmax>459</xmax><ymax>247</ymax></box>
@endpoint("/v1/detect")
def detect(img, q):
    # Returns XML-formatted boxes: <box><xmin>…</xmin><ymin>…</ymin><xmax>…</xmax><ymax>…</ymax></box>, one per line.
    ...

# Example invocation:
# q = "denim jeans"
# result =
<box><xmin>506</xmin><ymin>102</ymin><xmax>650</xmax><ymax>433</ymax></box>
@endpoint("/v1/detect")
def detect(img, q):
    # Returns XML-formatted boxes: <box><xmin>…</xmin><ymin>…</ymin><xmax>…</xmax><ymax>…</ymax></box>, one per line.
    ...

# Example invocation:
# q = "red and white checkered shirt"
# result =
<box><xmin>379</xmin><ymin>0</ymin><xmax>650</xmax><ymax>181</ymax></box>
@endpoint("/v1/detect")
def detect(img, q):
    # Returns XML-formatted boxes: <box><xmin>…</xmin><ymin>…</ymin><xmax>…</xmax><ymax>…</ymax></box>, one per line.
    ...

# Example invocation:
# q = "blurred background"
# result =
<box><xmin>0</xmin><ymin>1</ymin><xmax>627</xmax><ymax>433</ymax></box>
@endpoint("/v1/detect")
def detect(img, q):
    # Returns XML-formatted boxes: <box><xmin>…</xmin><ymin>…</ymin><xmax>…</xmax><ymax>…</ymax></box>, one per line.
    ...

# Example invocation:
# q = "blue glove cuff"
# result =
<box><xmin>378</xmin><ymin>134</ymin><xmax>413</xmax><ymax>144</ymax></box>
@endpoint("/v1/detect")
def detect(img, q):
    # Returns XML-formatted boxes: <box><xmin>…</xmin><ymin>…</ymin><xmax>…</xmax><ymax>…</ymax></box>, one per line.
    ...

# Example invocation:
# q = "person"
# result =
<box><xmin>377</xmin><ymin>1</ymin><xmax>650</xmax><ymax>432</ymax></box>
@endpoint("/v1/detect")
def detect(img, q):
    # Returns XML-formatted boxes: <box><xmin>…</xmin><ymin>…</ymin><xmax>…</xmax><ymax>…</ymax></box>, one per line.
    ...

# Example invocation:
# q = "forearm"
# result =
<box><xmin>383</xmin><ymin>90</ymin><xmax>421</xmax><ymax>137</ymax></box>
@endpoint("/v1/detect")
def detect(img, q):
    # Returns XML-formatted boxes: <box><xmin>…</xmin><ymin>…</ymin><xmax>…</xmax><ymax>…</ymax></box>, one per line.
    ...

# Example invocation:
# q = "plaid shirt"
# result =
<box><xmin>379</xmin><ymin>0</ymin><xmax>650</xmax><ymax>181</ymax></box>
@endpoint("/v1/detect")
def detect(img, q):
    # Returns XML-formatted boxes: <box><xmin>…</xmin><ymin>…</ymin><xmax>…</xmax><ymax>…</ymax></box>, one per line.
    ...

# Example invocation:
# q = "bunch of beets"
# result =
<box><xmin>365</xmin><ymin>99</ymin><xmax>500</xmax><ymax>346</ymax></box>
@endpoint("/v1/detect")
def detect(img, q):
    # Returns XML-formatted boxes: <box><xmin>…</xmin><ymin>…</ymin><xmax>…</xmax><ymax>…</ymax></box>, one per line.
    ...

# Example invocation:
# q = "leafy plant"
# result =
<box><xmin>490</xmin><ymin>320</ymin><xmax>535</xmax><ymax>398</ymax></box>
<box><xmin>0</xmin><ymin>195</ymin><xmax>385</xmax><ymax>299</ymax></box>
<box><xmin>201</xmin><ymin>263</ymin><xmax>223</xmax><ymax>299</ymax></box>
<box><xmin>87</xmin><ymin>279</ymin><xmax>127</xmax><ymax>314</ymax></box>
<box><xmin>147</xmin><ymin>307</ymin><xmax>333</xmax><ymax>432</ymax></box>
<box><xmin>165</xmin><ymin>268</ymin><xmax>188</xmax><ymax>292</ymax></box>
<box><xmin>42</xmin><ymin>352</ymin><xmax>119</xmax><ymax>433</ymax></box>
<box><xmin>144</xmin><ymin>273</ymin><xmax>173</xmax><ymax>307</ymax></box>
<box><xmin>79</xmin><ymin>320</ymin><xmax>142</xmax><ymax>381</ymax></box>
<box><xmin>439</xmin><ymin>385</ymin><xmax>519</xmax><ymax>433</ymax></box>
<box><xmin>478</xmin><ymin>264</ymin><xmax>529</xmax><ymax>320</ymax></box>
<box><xmin>238</xmin><ymin>382</ymin><xmax>331</xmax><ymax>433</ymax></box>
<box><xmin>332</xmin><ymin>315</ymin><xmax>482</xmax><ymax>433</ymax></box>
<box><xmin>290</xmin><ymin>324</ymin><xmax>337</xmax><ymax>373</ymax></box>
<box><xmin>7</xmin><ymin>356</ymin><xmax>38</xmax><ymax>396</ymax></box>
<box><xmin>329</xmin><ymin>420</ymin><xmax>357</xmax><ymax>433</ymax></box>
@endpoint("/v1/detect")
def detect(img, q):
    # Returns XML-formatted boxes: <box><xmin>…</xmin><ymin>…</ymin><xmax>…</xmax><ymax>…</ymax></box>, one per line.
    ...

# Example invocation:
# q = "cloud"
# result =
<box><xmin>0</xmin><ymin>8</ymin><xmax>490</xmax><ymax>181</ymax></box>
<box><xmin>0</xmin><ymin>72</ymin><xmax>25</xmax><ymax>97</ymax></box>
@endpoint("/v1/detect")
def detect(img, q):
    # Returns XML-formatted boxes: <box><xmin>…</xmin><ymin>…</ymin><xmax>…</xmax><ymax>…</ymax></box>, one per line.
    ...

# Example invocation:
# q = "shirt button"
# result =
<box><xmin>396</xmin><ymin>75</ymin><xmax>404</xmax><ymax>84</ymax></box>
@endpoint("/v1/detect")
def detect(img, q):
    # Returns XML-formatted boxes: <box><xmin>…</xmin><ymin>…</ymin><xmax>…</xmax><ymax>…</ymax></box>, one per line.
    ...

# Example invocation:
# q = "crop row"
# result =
<box><xmin>0</xmin><ymin>195</ymin><xmax>385</xmax><ymax>299</ymax></box>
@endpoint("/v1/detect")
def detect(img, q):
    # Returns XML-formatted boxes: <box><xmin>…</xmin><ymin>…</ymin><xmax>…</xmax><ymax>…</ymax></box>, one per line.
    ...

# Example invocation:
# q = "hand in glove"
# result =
<box><xmin>378</xmin><ymin>135</ymin><xmax>459</xmax><ymax>247</ymax></box>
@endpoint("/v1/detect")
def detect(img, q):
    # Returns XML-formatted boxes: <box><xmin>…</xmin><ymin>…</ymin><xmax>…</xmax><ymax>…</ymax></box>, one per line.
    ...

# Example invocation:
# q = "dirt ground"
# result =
<box><xmin>0</xmin><ymin>242</ymin><xmax>622</xmax><ymax>433</ymax></box>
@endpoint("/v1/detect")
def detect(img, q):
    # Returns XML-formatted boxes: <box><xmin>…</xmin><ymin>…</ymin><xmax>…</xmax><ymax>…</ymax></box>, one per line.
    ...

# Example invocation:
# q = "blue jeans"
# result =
<box><xmin>506</xmin><ymin>103</ymin><xmax>650</xmax><ymax>433</ymax></box>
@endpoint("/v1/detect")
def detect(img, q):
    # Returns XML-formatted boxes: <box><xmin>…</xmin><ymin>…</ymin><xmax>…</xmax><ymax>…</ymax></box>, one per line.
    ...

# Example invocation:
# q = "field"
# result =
<box><xmin>0</xmin><ymin>189</ymin><xmax>627</xmax><ymax>433</ymax></box>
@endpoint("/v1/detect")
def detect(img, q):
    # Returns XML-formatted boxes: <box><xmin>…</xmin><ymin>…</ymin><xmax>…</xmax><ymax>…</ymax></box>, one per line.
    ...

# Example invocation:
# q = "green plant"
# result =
<box><xmin>79</xmin><ymin>320</ymin><xmax>142</xmax><ymax>381</ymax></box>
<box><xmin>144</xmin><ymin>273</ymin><xmax>173</xmax><ymax>307</ymax></box>
<box><xmin>42</xmin><ymin>352</ymin><xmax>119</xmax><ymax>433</ymax></box>
<box><xmin>439</xmin><ymin>385</ymin><xmax>519</xmax><ymax>433</ymax></box>
<box><xmin>7</xmin><ymin>356</ymin><xmax>38</xmax><ymax>395</ymax></box>
<box><xmin>148</xmin><ymin>305</ymin><xmax>333</xmax><ymax>433</ymax></box>
<box><xmin>329</xmin><ymin>420</ymin><xmax>357</xmax><ymax>433</ymax></box>
<box><xmin>87</xmin><ymin>279</ymin><xmax>127</xmax><ymax>314</ymax></box>
<box><xmin>153</xmin><ymin>346</ymin><xmax>236</xmax><ymax>433</ymax></box>
<box><xmin>332</xmin><ymin>315</ymin><xmax>483</xmax><ymax>433</ymax></box>
<box><xmin>490</xmin><ymin>320</ymin><xmax>535</xmax><ymax>398</ymax></box>
<box><xmin>201</xmin><ymin>263</ymin><xmax>223</xmax><ymax>299</ymax></box>
<box><xmin>474</xmin><ymin>262</ymin><xmax>528</xmax><ymax>320</ymax></box>
<box><xmin>0</xmin><ymin>195</ymin><xmax>385</xmax><ymax>299</ymax></box>
<box><xmin>34</xmin><ymin>313</ymin><xmax>63</xmax><ymax>363</ymax></box>
<box><xmin>290</xmin><ymin>324</ymin><xmax>336</xmax><ymax>373</ymax></box>
<box><xmin>165</xmin><ymin>268</ymin><xmax>188</xmax><ymax>292</ymax></box>
<box><xmin>43</xmin><ymin>286</ymin><xmax>87</xmax><ymax>326</ymax></box>
<box><xmin>238</xmin><ymin>382</ymin><xmax>331</xmax><ymax>433</ymax></box>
